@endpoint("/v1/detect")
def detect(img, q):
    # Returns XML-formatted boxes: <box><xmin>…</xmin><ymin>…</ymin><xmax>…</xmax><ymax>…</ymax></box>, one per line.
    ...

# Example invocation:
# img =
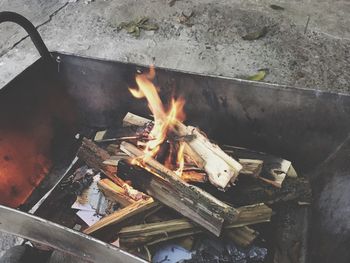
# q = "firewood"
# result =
<box><xmin>239</xmin><ymin>159</ymin><xmax>263</xmax><ymax>177</ymax></box>
<box><xmin>180</xmin><ymin>159</ymin><xmax>262</xmax><ymax>181</ymax></box>
<box><xmin>84</xmin><ymin>198</ymin><xmax>158</xmax><ymax>235</ymax></box>
<box><xmin>223</xmin><ymin>145</ymin><xmax>294</xmax><ymax>187</ymax></box>
<box><xmin>118</xmin><ymin>203</ymin><xmax>270</xmax><ymax>248</ymax></box>
<box><xmin>97</xmin><ymin>179</ymin><xmax>135</xmax><ymax>207</ymax></box>
<box><xmin>215</xmin><ymin>177</ymin><xmax>312</xmax><ymax>206</ymax></box>
<box><xmin>178</xmin><ymin>125</ymin><xmax>243</xmax><ymax>188</ymax></box>
<box><xmin>233</xmin><ymin>203</ymin><xmax>272</xmax><ymax>226</ymax></box>
<box><xmin>120</xmin><ymin>225</ymin><xmax>201</xmax><ymax>248</ymax></box>
<box><xmin>122</xmin><ymin>112</ymin><xmax>242</xmax><ymax>189</ymax></box>
<box><xmin>106</xmin><ymin>144</ymin><xmax>120</xmax><ymax>155</ymax></box>
<box><xmin>224</xmin><ymin>226</ymin><xmax>258</xmax><ymax>247</ymax></box>
<box><xmin>77</xmin><ymin>138</ymin><xmax>124</xmax><ymax>186</ymax></box>
<box><xmin>119</xmin><ymin>141</ymin><xmax>241</xmax><ymax>236</ymax></box>
<box><xmin>119</xmin><ymin>204</ymin><xmax>270</xmax><ymax>238</ymax></box>
<box><xmin>123</xmin><ymin>112</ymin><xmax>152</xmax><ymax>127</ymax></box>
<box><xmin>181</xmin><ymin>170</ymin><xmax>207</xmax><ymax>183</ymax></box>
<box><xmin>119</xmin><ymin>226</ymin><xmax>256</xmax><ymax>248</ymax></box>
<box><xmin>77</xmin><ymin>138</ymin><xmax>146</xmax><ymax>202</ymax></box>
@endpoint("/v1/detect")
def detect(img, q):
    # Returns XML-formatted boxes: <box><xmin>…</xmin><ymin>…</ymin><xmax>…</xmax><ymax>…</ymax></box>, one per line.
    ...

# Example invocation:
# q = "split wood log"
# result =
<box><xmin>84</xmin><ymin>198</ymin><xmax>158</xmax><ymax>235</ymax></box>
<box><xmin>234</xmin><ymin>203</ymin><xmax>273</xmax><ymax>226</ymax></box>
<box><xmin>103</xmin><ymin>155</ymin><xmax>208</xmax><ymax>184</ymax></box>
<box><xmin>77</xmin><ymin>138</ymin><xmax>124</xmax><ymax>186</ymax></box>
<box><xmin>177</xmin><ymin>125</ymin><xmax>243</xmax><ymax>189</ymax></box>
<box><xmin>239</xmin><ymin>159</ymin><xmax>263</xmax><ymax>177</ymax></box>
<box><xmin>214</xmin><ymin>177</ymin><xmax>312</xmax><ymax>206</ymax></box>
<box><xmin>223</xmin><ymin>145</ymin><xmax>295</xmax><ymax>187</ymax></box>
<box><xmin>224</xmin><ymin>226</ymin><xmax>258</xmax><ymax>247</ymax></box>
<box><xmin>120</xmin><ymin>226</ymin><xmax>258</xmax><ymax>248</ymax></box>
<box><xmin>181</xmin><ymin>170</ymin><xmax>207</xmax><ymax>183</ymax></box>
<box><xmin>77</xmin><ymin>138</ymin><xmax>146</xmax><ymax>201</ymax></box>
<box><xmin>123</xmin><ymin>112</ymin><xmax>242</xmax><ymax>189</ymax></box>
<box><xmin>123</xmin><ymin>112</ymin><xmax>152</xmax><ymax>127</ymax></box>
<box><xmin>118</xmin><ymin>203</ymin><xmax>269</xmax><ymax>248</ymax></box>
<box><xmin>97</xmin><ymin>179</ymin><xmax>135</xmax><ymax>207</ymax></box>
<box><xmin>119</xmin><ymin>141</ymin><xmax>241</xmax><ymax>236</ymax></box>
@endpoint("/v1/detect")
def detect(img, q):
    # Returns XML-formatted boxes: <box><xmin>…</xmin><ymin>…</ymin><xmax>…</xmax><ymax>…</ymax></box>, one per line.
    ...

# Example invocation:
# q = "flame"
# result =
<box><xmin>129</xmin><ymin>66</ymin><xmax>186</xmax><ymax>174</ymax></box>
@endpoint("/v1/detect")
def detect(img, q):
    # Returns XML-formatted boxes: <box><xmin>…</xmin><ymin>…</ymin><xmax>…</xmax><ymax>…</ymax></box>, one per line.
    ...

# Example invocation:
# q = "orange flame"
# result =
<box><xmin>129</xmin><ymin>66</ymin><xmax>185</xmax><ymax>174</ymax></box>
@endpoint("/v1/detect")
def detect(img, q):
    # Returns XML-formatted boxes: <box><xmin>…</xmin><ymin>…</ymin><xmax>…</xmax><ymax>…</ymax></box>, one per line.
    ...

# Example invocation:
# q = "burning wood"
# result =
<box><xmin>124</xmin><ymin>66</ymin><xmax>242</xmax><ymax>189</ymax></box>
<box><xmin>223</xmin><ymin>145</ymin><xmax>294</xmax><ymax>187</ymax></box>
<box><xmin>119</xmin><ymin>141</ymin><xmax>239</xmax><ymax>236</ymax></box>
<box><xmin>123</xmin><ymin>112</ymin><xmax>242</xmax><ymax>189</ymax></box>
<box><xmin>34</xmin><ymin>66</ymin><xmax>311</xmax><ymax>262</ymax></box>
<box><xmin>77</xmin><ymin>138</ymin><xmax>146</xmax><ymax>202</ymax></box>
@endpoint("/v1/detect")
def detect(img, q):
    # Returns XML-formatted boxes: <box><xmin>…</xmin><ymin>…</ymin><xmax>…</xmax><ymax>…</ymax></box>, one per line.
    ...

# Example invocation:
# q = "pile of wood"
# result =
<box><xmin>72</xmin><ymin>112</ymin><xmax>311</xmax><ymax>259</ymax></box>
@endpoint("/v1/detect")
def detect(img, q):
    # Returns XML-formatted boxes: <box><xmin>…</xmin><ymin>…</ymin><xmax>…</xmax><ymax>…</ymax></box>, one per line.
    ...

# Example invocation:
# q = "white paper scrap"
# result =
<box><xmin>76</xmin><ymin>210</ymin><xmax>102</xmax><ymax>226</ymax></box>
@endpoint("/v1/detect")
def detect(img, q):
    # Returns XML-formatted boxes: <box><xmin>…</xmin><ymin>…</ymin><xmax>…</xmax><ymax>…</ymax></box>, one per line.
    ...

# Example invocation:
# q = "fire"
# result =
<box><xmin>129</xmin><ymin>66</ymin><xmax>186</xmax><ymax>175</ymax></box>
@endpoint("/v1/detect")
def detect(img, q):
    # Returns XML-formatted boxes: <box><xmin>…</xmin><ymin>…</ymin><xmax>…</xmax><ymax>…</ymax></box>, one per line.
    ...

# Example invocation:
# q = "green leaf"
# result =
<box><xmin>247</xmin><ymin>69</ymin><xmax>268</xmax><ymax>81</ymax></box>
<box><xmin>242</xmin><ymin>26</ymin><xmax>268</xmax><ymax>40</ymax></box>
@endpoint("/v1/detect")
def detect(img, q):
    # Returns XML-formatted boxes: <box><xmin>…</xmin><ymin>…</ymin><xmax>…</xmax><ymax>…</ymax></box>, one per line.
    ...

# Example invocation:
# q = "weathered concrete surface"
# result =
<box><xmin>0</xmin><ymin>0</ymin><xmax>350</xmax><ymax>258</ymax></box>
<box><xmin>0</xmin><ymin>0</ymin><xmax>349</xmax><ymax>92</ymax></box>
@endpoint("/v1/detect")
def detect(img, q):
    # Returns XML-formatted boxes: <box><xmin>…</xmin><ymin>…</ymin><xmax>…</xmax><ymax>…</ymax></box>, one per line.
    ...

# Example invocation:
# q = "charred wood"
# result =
<box><xmin>118</xmin><ymin>141</ymin><xmax>241</xmax><ymax>236</ymax></box>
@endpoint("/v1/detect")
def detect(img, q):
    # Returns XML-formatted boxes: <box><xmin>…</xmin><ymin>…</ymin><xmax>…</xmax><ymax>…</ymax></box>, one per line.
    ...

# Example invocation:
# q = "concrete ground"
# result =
<box><xmin>0</xmin><ymin>0</ymin><xmax>350</xmax><ymax>259</ymax></box>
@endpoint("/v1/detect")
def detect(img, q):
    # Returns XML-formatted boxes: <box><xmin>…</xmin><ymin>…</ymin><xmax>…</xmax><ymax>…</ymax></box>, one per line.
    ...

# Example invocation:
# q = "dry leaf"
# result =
<box><xmin>117</xmin><ymin>17</ymin><xmax>158</xmax><ymax>37</ymax></box>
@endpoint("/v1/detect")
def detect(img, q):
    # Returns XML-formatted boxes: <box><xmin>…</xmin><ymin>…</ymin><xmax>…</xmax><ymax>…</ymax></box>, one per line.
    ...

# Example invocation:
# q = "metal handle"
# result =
<box><xmin>0</xmin><ymin>11</ymin><xmax>51</xmax><ymax>59</ymax></box>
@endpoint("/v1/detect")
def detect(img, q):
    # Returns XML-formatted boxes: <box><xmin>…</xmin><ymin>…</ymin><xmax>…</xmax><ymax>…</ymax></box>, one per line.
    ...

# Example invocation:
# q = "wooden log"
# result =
<box><xmin>122</xmin><ymin>112</ymin><xmax>242</xmax><ymax>189</ymax></box>
<box><xmin>97</xmin><ymin>179</ymin><xmax>135</xmax><ymax>207</ymax></box>
<box><xmin>233</xmin><ymin>203</ymin><xmax>273</xmax><ymax>226</ymax></box>
<box><xmin>77</xmin><ymin>138</ymin><xmax>124</xmax><ymax>186</ymax></box>
<box><xmin>77</xmin><ymin>138</ymin><xmax>146</xmax><ymax>202</ymax></box>
<box><xmin>84</xmin><ymin>198</ymin><xmax>158</xmax><ymax>235</ymax></box>
<box><xmin>223</xmin><ymin>145</ymin><xmax>294</xmax><ymax>187</ymax></box>
<box><xmin>118</xmin><ymin>203</ymin><xmax>270</xmax><ymax>248</ymax></box>
<box><xmin>119</xmin><ymin>203</ymin><xmax>270</xmax><ymax>239</ymax></box>
<box><xmin>239</xmin><ymin>159</ymin><xmax>263</xmax><ymax>177</ymax></box>
<box><xmin>123</xmin><ymin>112</ymin><xmax>152</xmax><ymax>127</ymax></box>
<box><xmin>224</xmin><ymin>226</ymin><xmax>258</xmax><ymax>247</ymax></box>
<box><xmin>119</xmin><ymin>141</ymin><xmax>240</xmax><ymax>236</ymax></box>
<box><xmin>177</xmin><ymin>125</ymin><xmax>243</xmax><ymax>189</ymax></box>
<box><xmin>119</xmin><ymin>226</ymin><xmax>257</xmax><ymax>248</ymax></box>
<box><xmin>181</xmin><ymin>170</ymin><xmax>207</xmax><ymax>183</ymax></box>
<box><xmin>214</xmin><ymin>177</ymin><xmax>312</xmax><ymax>207</ymax></box>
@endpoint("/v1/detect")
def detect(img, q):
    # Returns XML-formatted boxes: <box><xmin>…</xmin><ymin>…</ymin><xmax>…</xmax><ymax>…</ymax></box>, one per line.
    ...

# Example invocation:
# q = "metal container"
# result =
<box><xmin>1</xmin><ymin>12</ymin><xmax>349</xmax><ymax>263</ymax></box>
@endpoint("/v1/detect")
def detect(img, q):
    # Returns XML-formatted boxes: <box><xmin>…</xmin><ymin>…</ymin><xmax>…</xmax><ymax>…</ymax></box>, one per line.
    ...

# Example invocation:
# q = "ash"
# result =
<box><xmin>182</xmin><ymin>237</ymin><xmax>267</xmax><ymax>263</ymax></box>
